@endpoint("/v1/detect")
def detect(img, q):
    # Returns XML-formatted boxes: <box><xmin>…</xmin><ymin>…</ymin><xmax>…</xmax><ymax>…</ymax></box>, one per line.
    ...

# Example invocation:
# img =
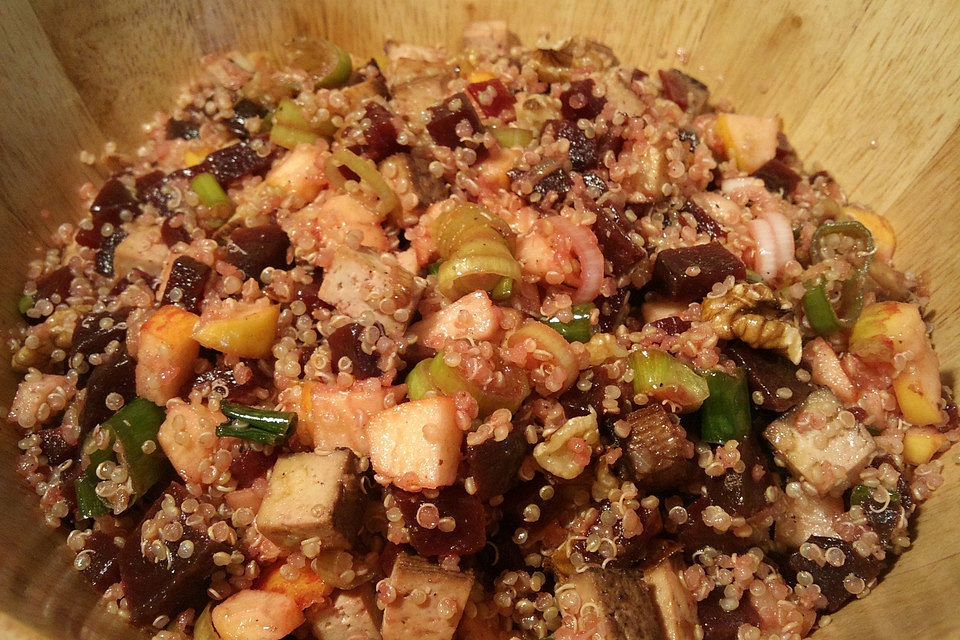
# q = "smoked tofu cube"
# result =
<box><xmin>409</xmin><ymin>291</ymin><xmax>503</xmax><ymax>350</ymax></box>
<box><xmin>774</xmin><ymin>492</ymin><xmax>843</xmax><ymax>547</ymax></box>
<box><xmin>368</xmin><ymin>397</ymin><xmax>463</xmax><ymax>491</ymax></box>
<box><xmin>641</xmin><ymin>554</ymin><xmax>698</xmax><ymax>640</ymax></box>
<box><xmin>764</xmin><ymin>388</ymin><xmax>876</xmax><ymax>496</ymax></box>
<box><xmin>255</xmin><ymin>450</ymin><xmax>363</xmax><ymax>551</ymax></box>
<box><xmin>381</xmin><ymin>554</ymin><xmax>474</xmax><ymax>640</ymax></box>
<box><xmin>563</xmin><ymin>567</ymin><xmax>666</xmax><ymax>640</ymax></box>
<box><xmin>319</xmin><ymin>247</ymin><xmax>422</xmax><ymax>338</ymax></box>
<box><xmin>113</xmin><ymin>225</ymin><xmax>172</xmax><ymax>279</ymax></box>
<box><xmin>615</xmin><ymin>405</ymin><xmax>692</xmax><ymax>491</ymax></box>
<box><xmin>306</xmin><ymin>583</ymin><xmax>383</xmax><ymax>640</ymax></box>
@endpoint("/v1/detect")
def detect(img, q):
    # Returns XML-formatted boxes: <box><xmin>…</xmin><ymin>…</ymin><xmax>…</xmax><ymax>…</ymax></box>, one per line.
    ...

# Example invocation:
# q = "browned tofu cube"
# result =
<box><xmin>615</xmin><ymin>405</ymin><xmax>692</xmax><ymax>490</ymax></box>
<box><xmin>641</xmin><ymin>553</ymin><xmax>699</xmax><ymax>640</ymax></box>
<box><xmin>774</xmin><ymin>491</ymin><xmax>844</xmax><ymax>547</ymax></box>
<box><xmin>381</xmin><ymin>553</ymin><xmax>474</xmax><ymax>640</ymax></box>
<box><xmin>255</xmin><ymin>450</ymin><xmax>363</xmax><ymax>550</ymax></box>
<box><xmin>318</xmin><ymin>247</ymin><xmax>422</xmax><ymax>338</ymax></box>
<box><xmin>564</xmin><ymin>567</ymin><xmax>666</xmax><ymax>640</ymax></box>
<box><xmin>307</xmin><ymin>583</ymin><xmax>383</xmax><ymax>640</ymax></box>
<box><xmin>764</xmin><ymin>388</ymin><xmax>876</xmax><ymax>495</ymax></box>
<box><xmin>380</xmin><ymin>152</ymin><xmax>449</xmax><ymax>220</ymax></box>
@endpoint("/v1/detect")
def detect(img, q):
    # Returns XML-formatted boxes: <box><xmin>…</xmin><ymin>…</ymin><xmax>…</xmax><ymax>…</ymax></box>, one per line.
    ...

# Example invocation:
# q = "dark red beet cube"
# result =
<box><xmin>81</xmin><ymin>531</ymin><xmax>123</xmax><ymax>592</ymax></box>
<box><xmin>78</xmin><ymin>179</ymin><xmax>140</xmax><ymax>249</ymax></box>
<box><xmin>697</xmin><ymin>586</ymin><xmax>762</xmax><ymax>640</ymax></box>
<box><xmin>681</xmin><ymin>200</ymin><xmax>727</xmax><ymax>239</ymax></box>
<box><xmin>79</xmin><ymin>350</ymin><xmax>137</xmax><ymax>437</ymax></box>
<box><xmin>392</xmin><ymin>486</ymin><xmax>486</xmax><ymax>557</ymax></box>
<box><xmin>658</xmin><ymin>69</ymin><xmax>709</xmax><ymax>114</ymax></box>
<box><xmin>650</xmin><ymin>316</ymin><xmax>692</xmax><ymax>335</ymax></box>
<box><xmin>358</xmin><ymin>102</ymin><xmax>404</xmax><ymax>163</ymax></box>
<box><xmin>161</xmin><ymin>256</ymin><xmax>211</xmax><ymax>314</ymax></box>
<box><xmin>191</xmin><ymin>359</ymin><xmax>270</xmax><ymax>406</ymax></box>
<box><xmin>71</xmin><ymin>311</ymin><xmax>128</xmax><ymax>359</ymax></box>
<box><xmin>226</xmin><ymin>98</ymin><xmax>268</xmax><ymax>139</ymax></box>
<box><xmin>229</xmin><ymin>449</ymin><xmax>277</xmax><ymax>488</ymax></box>
<box><xmin>329</xmin><ymin>322</ymin><xmax>381</xmax><ymax>380</ymax></box>
<box><xmin>560</xmin><ymin>79</ymin><xmax>605</xmax><ymax>121</ymax></box>
<box><xmin>591</xmin><ymin>202</ymin><xmax>647</xmax><ymax>276</ymax></box>
<box><xmin>572</xmin><ymin>499</ymin><xmax>662</xmax><ymax>567</ymax></box>
<box><xmin>165</xmin><ymin>117</ymin><xmax>200</xmax><ymax>141</ymax></box>
<box><xmin>752</xmin><ymin>158</ymin><xmax>802</xmax><ymax>196</ymax></box>
<box><xmin>650</xmin><ymin>241</ymin><xmax>745</xmax><ymax>301</ymax></box>
<box><xmin>700</xmin><ymin>438</ymin><xmax>776</xmax><ymax>520</ymax></box>
<box><xmin>466</xmin><ymin>79</ymin><xmax>514</xmax><ymax>118</ymax></box>
<box><xmin>223</xmin><ymin>224</ymin><xmax>291</xmax><ymax>281</ymax></box>
<box><xmin>786</xmin><ymin>536</ymin><xmax>886</xmax><ymax>612</ymax></box>
<box><xmin>120</xmin><ymin>483</ymin><xmax>229</xmax><ymax>625</ymax></box>
<box><xmin>196</xmin><ymin>141</ymin><xmax>275</xmax><ymax>186</ymax></box>
<box><xmin>533</xmin><ymin>169</ymin><xmax>571</xmax><ymax>201</ymax></box>
<box><xmin>38</xmin><ymin>427</ymin><xmax>77</xmax><ymax>467</ymax></box>
<box><xmin>546</xmin><ymin>119</ymin><xmax>597</xmax><ymax>172</ymax></box>
<box><xmin>95</xmin><ymin>229</ymin><xmax>127</xmax><ymax>276</ymax></box>
<box><xmin>725</xmin><ymin>341</ymin><xmax>813</xmax><ymax>412</ymax></box>
<box><xmin>464</xmin><ymin>427</ymin><xmax>529</xmax><ymax>501</ymax></box>
<box><xmin>35</xmin><ymin>266</ymin><xmax>73</xmax><ymax>302</ymax></box>
<box><xmin>427</xmin><ymin>92</ymin><xmax>484</xmax><ymax>148</ymax></box>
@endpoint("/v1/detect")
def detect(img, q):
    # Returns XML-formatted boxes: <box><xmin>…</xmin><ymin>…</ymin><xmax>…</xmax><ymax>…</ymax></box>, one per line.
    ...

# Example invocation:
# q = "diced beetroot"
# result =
<box><xmin>533</xmin><ymin>169</ymin><xmax>571</xmax><ymax>201</ymax></box>
<box><xmin>678</xmin><ymin>128</ymin><xmax>699</xmax><ymax>150</ymax></box>
<box><xmin>502</xmin><ymin>478</ymin><xmax>565</xmax><ymax>540</ymax></box>
<box><xmin>194</xmin><ymin>141</ymin><xmax>276</xmax><ymax>186</ymax></box>
<box><xmin>560</xmin><ymin>79</ymin><xmax>605</xmax><ymax>121</ymax></box>
<box><xmin>591</xmin><ymin>202</ymin><xmax>647</xmax><ymax>276</ymax></box>
<box><xmin>658</xmin><ymin>69</ymin><xmax>709</xmax><ymax>114</ymax></box>
<box><xmin>95</xmin><ymin>229</ymin><xmax>127</xmax><ymax>276</ymax></box>
<box><xmin>160</xmin><ymin>219</ymin><xmax>191</xmax><ymax>246</ymax></box>
<box><xmin>358</xmin><ymin>102</ymin><xmax>405</xmax><ymax>163</ymax></box>
<box><xmin>293</xmin><ymin>280</ymin><xmax>327</xmax><ymax>315</ymax></box>
<box><xmin>466</xmin><ymin>79</ymin><xmax>514</xmax><ymax>118</ymax></box>
<box><xmin>79</xmin><ymin>350</ymin><xmax>136</xmax><ymax>436</ymax></box>
<box><xmin>78</xmin><ymin>179</ymin><xmax>140</xmax><ymax>249</ymax></box>
<box><xmin>786</xmin><ymin>536</ymin><xmax>886</xmax><ymax>612</ymax></box>
<box><xmin>571</xmin><ymin>499</ymin><xmax>662</xmax><ymax>567</ymax></box>
<box><xmin>161</xmin><ymin>256</ymin><xmax>211</xmax><ymax>314</ymax></box>
<box><xmin>392</xmin><ymin>486</ymin><xmax>486</xmax><ymax>557</ymax></box>
<box><xmin>596</xmin><ymin>130</ymin><xmax>624</xmax><ymax>162</ymax></box>
<box><xmin>222</xmin><ymin>224</ymin><xmax>291</xmax><ymax>281</ymax></box>
<box><xmin>650</xmin><ymin>316</ymin><xmax>692</xmax><ymax>335</ymax></box>
<box><xmin>775</xmin><ymin>131</ymin><xmax>800</xmax><ymax>165</ymax></box>
<box><xmin>725</xmin><ymin>341</ymin><xmax>813</xmax><ymax>412</ymax></box>
<box><xmin>427</xmin><ymin>92</ymin><xmax>484</xmax><ymax>148</ymax></box>
<box><xmin>229</xmin><ymin>449</ymin><xmax>277</xmax><ymax>488</ymax></box>
<box><xmin>379</xmin><ymin>541</ymin><xmax>405</xmax><ymax>577</ymax></box>
<box><xmin>681</xmin><ymin>200</ymin><xmax>726</xmax><ymax>239</ymax></box>
<box><xmin>650</xmin><ymin>242</ymin><xmax>746</xmax><ymax>301</ymax></box>
<box><xmin>71</xmin><ymin>311</ymin><xmax>128</xmax><ymax>359</ymax></box>
<box><xmin>225</xmin><ymin>98</ymin><xmax>267</xmax><ymax>139</ymax></box>
<box><xmin>582</xmin><ymin>171</ymin><xmax>608</xmax><ymax>194</ymax></box>
<box><xmin>81</xmin><ymin>531</ymin><xmax>123</xmax><ymax>592</ymax></box>
<box><xmin>697</xmin><ymin>586</ymin><xmax>762</xmax><ymax>640</ymax></box>
<box><xmin>631</xmin><ymin>68</ymin><xmax>648</xmax><ymax>82</ymax></box>
<box><xmin>700</xmin><ymin>438</ymin><xmax>776</xmax><ymax>520</ymax></box>
<box><xmin>35</xmin><ymin>266</ymin><xmax>73</xmax><ymax>303</ymax></box>
<box><xmin>558</xmin><ymin>366</ymin><xmax>634</xmax><ymax>433</ymax></box>
<box><xmin>191</xmin><ymin>358</ymin><xmax>270</xmax><ymax>406</ymax></box>
<box><xmin>546</xmin><ymin>119</ymin><xmax>597</xmax><ymax>172</ymax></box>
<box><xmin>676</xmin><ymin>497</ymin><xmax>755</xmax><ymax>559</ymax></box>
<box><xmin>38</xmin><ymin>427</ymin><xmax>77</xmax><ymax>467</ymax></box>
<box><xmin>597</xmin><ymin>288</ymin><xmax>631</xmax><ymax>333</ymax></box>
<box><xmin>752</xmin><ymin>158</ymin><xmax>802</xmax><ymax>196</ymax></box>
<box><xmin>165</xmin><ymin>117</ymin><xmax>200</xmax><ymax>140</ymax></box>
<box><xmin>136</xmin><ymin>171</ymin><xmax>175</xmax><ymax>218</ymax></box>
<box><xmin>120</xmin><ymin>482</ymin><xmax>229</xmax><ymax>625</ymax></box>
<box><xmin>464</xmin><ymin>427</ymin><xmax>529</xmax><ymax>501</ymax></box>
<box><xmin>329</xmin><ymin>322</ymin><xmax>381</xmax><ymax>380</ymax></box>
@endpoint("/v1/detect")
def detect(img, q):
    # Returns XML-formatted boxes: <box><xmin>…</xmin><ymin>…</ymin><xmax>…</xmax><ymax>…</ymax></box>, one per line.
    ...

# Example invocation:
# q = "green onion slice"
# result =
<box><xmin>216</xmin><ymin>403</ymin><xmax>297</xmax><ymax>446</ymax></box>
<box><xmin>490</xmin><ymin>126</ymin><xmax>534</xmax><ymax>148</ymax></box>
<box><xmin>323</xmin><ymin>149</ymin><xmax>399</xmax><ymax>219</ymax></box>
<box><xmin>542</xmin><ymin>303</ymin><xmax>594</xmax><ymax>343</ymax></box>
<box><xmin>629</xmin><ymin>348</ymin><xmax>709</xmax><ymax>413</ymax></box>
<box><xmin>699</xmin><ymin>368</ymin><xmax>752</xmax><ymax>444</ymax></box>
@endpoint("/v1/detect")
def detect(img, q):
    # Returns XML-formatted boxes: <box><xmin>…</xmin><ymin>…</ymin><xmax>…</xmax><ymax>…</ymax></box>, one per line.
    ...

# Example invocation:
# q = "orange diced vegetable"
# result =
<box><xmin>844</xmin><ymin>206</ymin><xmax>896</xmax><ymax>262</ymax></box>
<box><xmin>893</xmin><ymin>347</ymin><xmax>945</xmax><ymax>426</ymax></box>
<box><xmin>849</xmin><ymin>302</ymin><xmax>929</xmax><ymax>366</ymax></box>
<box><xmin>257</xmin><ymin>563</ymin><xmax>334</xmax><ymax>610</ymax></box>
<box><xmin>135</xmin><ymin>305</ymin><xmax>201</xmax><ymax>404</ymax></box>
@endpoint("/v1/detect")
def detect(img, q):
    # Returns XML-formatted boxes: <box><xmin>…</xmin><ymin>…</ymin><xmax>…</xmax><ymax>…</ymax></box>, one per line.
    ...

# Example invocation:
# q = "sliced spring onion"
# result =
<box><xmin>75</xmin><ymin>397</ymin><xmax>167</xmax><ymax>518</ymax></box>
<box><xmin>190</xmin><ymin>173</ymin><xmax>231</xmax><ymax>208</ymax></box>
<box><xmin>629</xmin><ymin>348</ymin><xmax>709</xmax><ymax>413</ymax></box>
<box><xmin>323</xmin><ymin>149</ymin><xmax>399</xmax><ymax>219</ymax></box>
<box><xmin>216</xmin><ymin>403</ymin><xmax>297</xmax><ymax>446</ymax></box>
<box><xmin>269</xmin><ymin>98</ymin><xmax>334</xmax><ymax>148</ymax></box>
<box><xmin>405</xmin><ymin>359</ymin><xmax>439</xmax><ymax>400</ymax></box>
<box><xmin>435</xmin><ymin>203</ymin><xmax>514</xmax><ymax>258</ymax></box>
<box><xmin>437</xmin><ymin>250</ymin><xmax>522</xmax><ymax>299</ymax></box>
<box><xmin>699</xmin><ymin>369</ymin><xmax>752</xmax><ymax>443</ymax></box>
<box><xmin>490</xmin><ymin>126</ymin><xmax>534</xmax><ymax>148</ymax></box>
<box><xmin>491</xmin><ymin>276</ymin><xmax>514</xmax><ymax>300</ymax></box>
<box><xmin>193</xmin><ymin>604</ymin><xmax>222</xmax><ymax>640</ymax></box>
<box><xmin>850</xmin><ymin>484</ymin><xmax>900</xmax><ymax>508</ymax></box>
<box><xmin>802</xmin><ymin>277</ymin><xmax>866</xmax><ymax>335</ymax></box>
<box><xmin>431</xmin><ymin>351</ymin><xmax>530</xmax><ymax>415</ymax></box>
<box><xmin>810</xmin><ymin>220</ymin><xmax>876</xmax><ymax>269</ymax></box>
<box><xmin>427</xmin><ymin>261</ymin><xmax>441</xmax><ymax>277</ymax></box>
<box><xmin>17</xmin><ymin>295</ymin><xmax>33</xmax><ymax>315</ymax></box>
<box><xmin>270</xmin><ymin>123</ymin><xmax>319</xmax><ymax>149</ymax></box>
<box><xmin>542</xmin><ymin>303</ymin><xmax>594</xmax><ymax>343</ymax></box>
<box><xmin>506</xmin><ymin>321</ymin><xmax>578</xmax><ymax>393</ymax></box>
<box><xmin>280</xmin><ymin>37</ymin><xmax>353</xmax><ymax>89</ymax></box>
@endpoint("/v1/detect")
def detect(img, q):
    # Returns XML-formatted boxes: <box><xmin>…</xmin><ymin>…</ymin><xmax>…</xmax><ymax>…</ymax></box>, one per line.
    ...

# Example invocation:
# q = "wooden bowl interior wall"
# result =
<box><xmin>1</xmin><ymin>1</ymin><xmax>958</xmax><ymax>638</ymax></box>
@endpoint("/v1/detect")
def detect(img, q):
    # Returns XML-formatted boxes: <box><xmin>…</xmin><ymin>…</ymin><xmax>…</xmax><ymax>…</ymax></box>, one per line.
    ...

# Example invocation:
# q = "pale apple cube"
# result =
<box><xmin>157</xmin><ymin>401</ymin><xmax>225</xmax><ymax>484</ymax></box>
<box><xmin>135</xmin><ymin>305</ymin><xmax>200</xmax><ymax>404</ymax></box>
<box><xmin>409</xmin><ymin>290</ymin><xmax>503</xmax><ymax>350</ymax></box>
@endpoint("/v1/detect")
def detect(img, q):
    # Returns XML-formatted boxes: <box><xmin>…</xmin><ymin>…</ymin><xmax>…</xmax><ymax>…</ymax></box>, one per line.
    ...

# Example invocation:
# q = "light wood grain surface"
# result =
<box><xmin>1</xmin><ymin>1</ymin><xmax>959</xmax><ymax>638</ymax></box>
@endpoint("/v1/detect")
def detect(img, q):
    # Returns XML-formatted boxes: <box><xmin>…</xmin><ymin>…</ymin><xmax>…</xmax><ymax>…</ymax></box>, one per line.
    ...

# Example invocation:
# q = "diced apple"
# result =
<box><xmin>903</xmin><ymin>427</ymin><xmax>947</xmax><ymax>466</ymax></box>
<box><xmin>8</xmin><ymin>374</ymin><xmax>75</xmax><ymax>428</ymax></box>
<box><xmin>368</xmin><ymin>397</ymin><xmax>463</xmax><ymax>490</ymax></box>
<box><xmin>135</xmin><ymin>305</ymin><xmax>201</xmax><ymax>404</ymax></box>
<box><xmin>319</xmin><ymin>247</ymin><xmax>421</xmax><ymax>338</ymax></box>
<box><xmin>157</xmin><ymin>402</ymin><xmax>225</xmax><ymax>484</ymax></box>
<box><xmin>844</xmin><ymin>206</ymin><xmax>896</xmax><ymax>263</ymax></box>
<box><xmin>281</xmin><ymin>379</ymin><xmax>403</xmax><ymax>455</ymax></box>
<box><xmin>641</xmin><ymin>299</ymin><xmax>689</xmax><ymax>324</ymax></box>
<box><xmin>409</xmin><ymin>291</ymin><xmax>504</xmax><ymax>350</ymax></box>
<box><xmin>893</xmin><ymin>346</ymin><xmax>945</xmax><ymax>426</ymax></box>
<box><xmin>265</xmin><ymin>143</ymin><xmax>326</xmax><ymax>204</ymax></box>
<box><xmin>715</xmin><ymin>113</ymin><xmax>779</xmax><ymax>174</ymax></box>
<box><xmin>113</xmin><ymin>225</ymin><xmax>171</xmax><ymax>279</ymax></box>
<box><xmin>849</xmin><ymin>302</ymin><xmax>929</xmax><ymax>366</ymax></box>
<box><xmin>476</xmin><ymin>146</ymin><xmax>522</xmax><ymax>191</ymax></box>
<box><xmin>212</xmin><ymin>589</ymin><xmax>305</xmax><ymax>640</ymax></box>
<box><xmin>258</xmin><ymin>562</ymin><xmax>334</xmax><ymax>610</ymax></box>
<box><xmin>192</xmin><ymin>298</ymin><xmax>280</xmax><ymax>358</ymax></box>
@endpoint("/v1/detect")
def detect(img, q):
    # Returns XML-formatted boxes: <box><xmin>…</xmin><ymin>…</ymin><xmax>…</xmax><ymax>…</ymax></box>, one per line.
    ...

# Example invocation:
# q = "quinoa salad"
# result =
<box><xmin>6</xmin><ymin>21</ymin><xmax>957</xmax><ymax>640</ymax></box>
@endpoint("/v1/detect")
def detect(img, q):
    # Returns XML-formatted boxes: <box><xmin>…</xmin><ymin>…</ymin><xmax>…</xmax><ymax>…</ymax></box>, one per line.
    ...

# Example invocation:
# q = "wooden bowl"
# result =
<box><xmin>1</xmin><ymin>1</ymin><xmax>958</xmax><ymax>638</ymax></box>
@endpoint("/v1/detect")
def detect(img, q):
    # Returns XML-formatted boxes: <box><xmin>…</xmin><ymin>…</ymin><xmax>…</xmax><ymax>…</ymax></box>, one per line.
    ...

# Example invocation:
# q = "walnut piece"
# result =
<box><xmin>701</xmin><ymin>282</ymin><xmax>802</xmax><ymax>363</ymax></box>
